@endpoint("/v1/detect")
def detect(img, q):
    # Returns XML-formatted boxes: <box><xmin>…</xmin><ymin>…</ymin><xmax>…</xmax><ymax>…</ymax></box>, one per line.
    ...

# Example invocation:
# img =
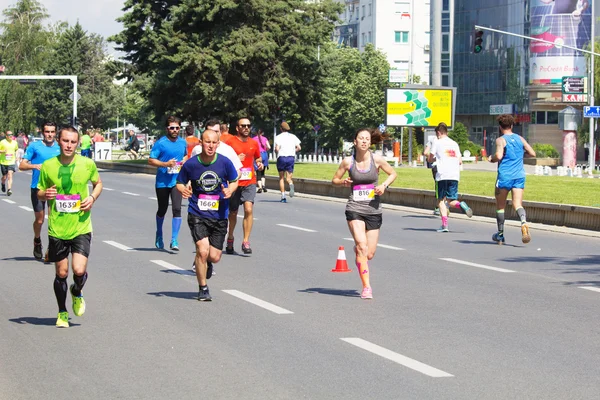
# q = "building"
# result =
<box><xmin>430</xmin><ymin>0</ymin><xmax>597</xmax><ymax>159</ymax></box>
<box><xmin>334</xmin><ymin>0</ymin><xmax>431</xmax><ymax>84</ymax></box>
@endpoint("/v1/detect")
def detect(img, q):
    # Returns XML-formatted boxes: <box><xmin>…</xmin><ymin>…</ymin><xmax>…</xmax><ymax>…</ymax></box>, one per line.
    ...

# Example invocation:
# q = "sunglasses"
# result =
<box><xmin>168</xmin><ymin>126</ymin><xmax>181</xmax><ymax>131</ymax></box>
<box><xmin>238</xmin><ymin>124</ymin><xmax>251</xmax><ymax>128</ymax></box>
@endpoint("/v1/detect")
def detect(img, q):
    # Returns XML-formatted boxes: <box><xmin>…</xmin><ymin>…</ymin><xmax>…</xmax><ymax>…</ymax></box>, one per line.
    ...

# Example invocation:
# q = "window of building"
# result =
<box><xmin>442</xmin><ymin>35</ymin><xmax>449</xmax><ymax>52</ymax></box>
<box><xmin>368</xmin><ymin>31</ymin><xmax>372</xmax><ymax>43</ymax></box>
<box><xmin>395</xmin><ymin>31</ymin><xmax>409</xmax><ymax>44</ymax></box>
<box><xmin>547</xmin><ymin>112</ymin><xmax>558</xmax><ymax>124</ymax></box>
<box><xmin>532</xmin><ymin>111</ymin><xmax>559</xmax><ymax>125</ymax></box>
<box><xmin>362</xmin><ymin>33</ymin><xmax>366</xmax><ymax>46</ymax></box>
<box><xmin>394</xmin><ymin>1</ymin><xmax>410</xmax><ymax>14</ymax></box>
<box><xmin>442</xmin><ymin>75</ymin><xmax>449</xmax><ymax>86</ymax></box>
<box><xmin>369</xmin><ymin>3</ymin><xmax>372</xmax><ymax>16</ymax></box>
<box><xmin>362</xmin><ymin>5</ymin><xmax>365</xmax><ymax>18</ymax></box>
<box><xmin>442</xmin><ymin>0</ymin><xmax>449</xmax><ymax>11</ymax></box>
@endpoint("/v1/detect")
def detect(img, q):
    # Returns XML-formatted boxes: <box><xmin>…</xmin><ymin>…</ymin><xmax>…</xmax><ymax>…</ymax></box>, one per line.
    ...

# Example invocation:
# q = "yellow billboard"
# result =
<box><xmin>385</xmin><ymin>87</ymin><xmax>455</xmax><ymax>128</ymax></box>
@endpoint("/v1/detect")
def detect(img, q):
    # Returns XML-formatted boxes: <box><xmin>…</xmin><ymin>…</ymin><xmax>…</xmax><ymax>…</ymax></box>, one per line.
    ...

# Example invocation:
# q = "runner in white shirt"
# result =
<box><xmin>423</xmin><ymin>131</ymin><xmax>439</xmax><ymax>215</ymax></box>
<box><xmin>274</xmin><ymin>122</ymin><xmax>301</xmax><ymax>203</ymax></box>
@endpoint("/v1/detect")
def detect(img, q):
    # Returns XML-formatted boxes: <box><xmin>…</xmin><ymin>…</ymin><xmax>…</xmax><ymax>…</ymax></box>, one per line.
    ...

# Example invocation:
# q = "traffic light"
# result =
<box><xmin>473</xmin><ymin>29</ymin><xmax>484</xmax><ymax>54</ymax></box>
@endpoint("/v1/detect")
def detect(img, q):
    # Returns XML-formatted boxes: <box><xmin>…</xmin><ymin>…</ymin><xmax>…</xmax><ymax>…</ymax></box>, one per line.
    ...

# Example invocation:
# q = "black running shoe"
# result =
<box><xmin>207</xmin><ymin>261</ymin><xmax>214</xmax><ymax>279</ymax></box>
<box><xmin>225</xmin><ymin>238</ymin><xmax>234</xmax><ymax>254</ymax></box>
<box><xmin>33</xmin><ymin>239</ymin><xmax>43</xmax><ymax>260</ymax></box>
<box><xmin>198</xmin><ymin>286</ymin><xmax>212</xmax><ymax>301</ymax></box>
<box><xmin>1</xmin><ymin>183</ymin><xmax>5</xmax><ymax>193</ymax></box>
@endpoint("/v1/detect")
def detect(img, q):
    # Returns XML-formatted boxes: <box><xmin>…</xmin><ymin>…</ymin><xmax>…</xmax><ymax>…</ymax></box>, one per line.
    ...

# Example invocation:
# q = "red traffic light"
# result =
<box><xmin>473</xmin><ymin>30</ymin><xmax>484</xmax><ymax>53</ymax></box>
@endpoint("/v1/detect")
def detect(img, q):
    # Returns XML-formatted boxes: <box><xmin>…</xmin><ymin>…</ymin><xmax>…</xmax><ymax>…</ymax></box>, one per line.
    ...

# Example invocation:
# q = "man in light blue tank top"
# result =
<box><xmin>488</xmin><ymin>114</ymin><xmax>536</xmax><ymax>245</ymax></box>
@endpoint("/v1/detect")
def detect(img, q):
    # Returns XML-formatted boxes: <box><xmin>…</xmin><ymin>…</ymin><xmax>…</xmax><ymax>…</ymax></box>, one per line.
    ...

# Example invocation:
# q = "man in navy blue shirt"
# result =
<box><xmin>177</xmin><ymin>129</ymin><xmax>238</xmax><ymax>301</ymax></box>
<box><xmin>19</xmin><ymin>122</ymin><xmax>61</xmax><ymax>260</ymax></box>
<box><xmin>149</xmin><ymin>116</ymin><xmax>188</xmax><ymax>251</ymax></box>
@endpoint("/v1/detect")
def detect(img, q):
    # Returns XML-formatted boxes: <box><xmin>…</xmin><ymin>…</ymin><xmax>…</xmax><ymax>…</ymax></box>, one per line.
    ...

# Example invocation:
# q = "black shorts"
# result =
<box><xmin>30</xmin><ymin>188</ymin><xmax>46</xmax><ymax>213</ymax></box>
<box><xmin>345</xmin><ymin>211</ymin><xmax>383</xmax><ymax>231</ymax></box>
<box><xmin>48</xmin><ymin>233</ymin><xmax>92</xmax><ymax>263</ymax></box>
<box><xmin>229</xmin><ymin>184</ymin><xmax>256</xmax><ymax>212</ymax></box>
<box><xmin>1</xmin><ymin>164</ymin><xmax>15</xmax><ymax>176</ymax></box>
<box><xmin>187</xmin><ymin>214</ymin><xmax>228</xmax><ymax>250</ymax></box>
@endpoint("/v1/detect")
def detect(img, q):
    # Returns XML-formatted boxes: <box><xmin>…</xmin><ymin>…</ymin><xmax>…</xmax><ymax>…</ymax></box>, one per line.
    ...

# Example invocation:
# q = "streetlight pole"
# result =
<box><xmin>588</xmin><ymin>1</ymin><xmax>596</xmax><ymax>174</ymax></box>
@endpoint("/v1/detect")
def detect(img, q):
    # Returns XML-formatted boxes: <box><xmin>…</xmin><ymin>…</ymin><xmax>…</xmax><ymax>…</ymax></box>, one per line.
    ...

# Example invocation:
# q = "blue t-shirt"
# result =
<box><xmin>176</xmin><ymin>154</ymin><xmax>239</xmax><ymax>220</ymax></box>
<box><xmin>23</xmin><ymin>141</ymin><xmax>61</xmax><ymax>189</ymax></box>
<box><xmin>498</xmin><ymin>134</ymin><xmax>525</xmax><ymax>180</ymax></box>
<box><xmin>149</xmin><ymin>136</ymin><xmax>187</xmax><ymax>188</ymax></box>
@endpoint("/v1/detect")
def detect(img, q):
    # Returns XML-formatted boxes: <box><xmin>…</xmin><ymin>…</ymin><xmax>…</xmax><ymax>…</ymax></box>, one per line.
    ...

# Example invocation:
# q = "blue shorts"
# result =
<box><xmin>277</xmin><ymin>156</ymin><xmax>295</xmax><ymax>173</ymax></box>
<box><xmin>496</xmin><ymin>177</ymin><xmax>525</xmax><ymax>190</ymax></box>
<box><xmin>437</xmin><ymin>180</ymin><xmax>458</xmax><ymax>200</ymax></box>
<box><xmin>81</xmin><ymin>149</ymin><xmax>92</xmax><ymax>158</ymax></box>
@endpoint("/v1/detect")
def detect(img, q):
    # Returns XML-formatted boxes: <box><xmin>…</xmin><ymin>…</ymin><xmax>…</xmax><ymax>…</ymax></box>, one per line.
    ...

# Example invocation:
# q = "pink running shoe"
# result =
<box><xmin>361</xmin><ymin>287</ymin><xmax>373</xmax><ymax>299</ymax></box>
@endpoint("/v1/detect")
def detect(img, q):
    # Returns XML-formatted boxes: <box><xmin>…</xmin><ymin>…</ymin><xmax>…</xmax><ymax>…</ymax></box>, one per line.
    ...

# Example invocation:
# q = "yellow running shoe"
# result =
<box><xmin>521</xmin><ymin>223</ymin><xmax>531</xmax><ymax>244</ymax></box>
<box><xmin>56</xmin><ymin>311</ymin><xmax>69</xmax><ymax>328</ymax></box>
<box><xmin>70</xmin><ymin>284</ymin><xmax>86</xmax><ymax>317</ymax></box>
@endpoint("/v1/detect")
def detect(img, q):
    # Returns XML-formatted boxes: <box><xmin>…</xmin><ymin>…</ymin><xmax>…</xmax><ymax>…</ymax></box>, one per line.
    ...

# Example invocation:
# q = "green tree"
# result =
<box><xmin>35</xmin><ymin>23</ymin><xmax>120</xmax><ymax>129</ymax></box>
<box><xmin>0</xmin><ymin>0</ymin><xmax>51</xmax><ymax>133</ymax></box>
<box><xmin>111</xmin><ymin>0</ymin><xmax>343</xmax><ymax>127</ymax></box>
<box><xmin>449</xmin><ymin>122</ymin><xmax>482</xmax><ymax>156</ymax></box>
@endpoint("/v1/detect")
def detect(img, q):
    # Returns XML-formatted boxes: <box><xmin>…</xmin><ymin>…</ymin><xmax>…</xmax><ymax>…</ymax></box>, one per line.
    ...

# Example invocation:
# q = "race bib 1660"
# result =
<box><xmin>198</xmin><ymin>194</ymin><xmax>219</xmax><ymax>211</ymax></box>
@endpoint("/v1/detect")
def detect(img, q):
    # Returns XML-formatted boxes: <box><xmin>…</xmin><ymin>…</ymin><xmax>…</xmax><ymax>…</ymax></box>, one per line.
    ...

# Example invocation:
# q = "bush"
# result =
<box><xmin>532</xmin><ymin>143</ymin><xmax>559</xmax><ymax>158</ymax></box>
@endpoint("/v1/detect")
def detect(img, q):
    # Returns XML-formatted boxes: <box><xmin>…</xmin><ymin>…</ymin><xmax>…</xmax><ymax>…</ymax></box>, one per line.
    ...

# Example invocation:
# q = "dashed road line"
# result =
<box><xmin>122</xmin><ymin>192</ymin><xmax>140</xmax><ymax>196</ymax></box>
<box><xmin>343</xmin><ymin>238</ymin><xmax>404</xmax><ymax>250</ymax></box>
<box><xmin>440</xmin><ymin>258</ymin><xmax>516</xmax><ymax>273</ymax></box>
<box><xmin>103</xmin><ymin>240</ymin><xmax>134</xmax><ymax>252</ymax></box>
<box><xmin>104</xmin><ymin>188</ymin><xmax>115</xmax><ymax>191</ymax></box>
<box><xmin>340</xmin><ymin>338</ymin><xmax>454</xmax><ymax>378</ymax></box>
<box><xmin>222</xmin><ymin>290</ymin><xmax>294</xmax><ymax>315</ymax></box>
<box><xmin>150</xmin><ymin>260</ymin><xmax>194</xmax><ymax>276</ymax></box>
<box><xmin>2</xmin><ymin>199</ymin><xmax>16</xmax><ymax>204</ymax></box>
<box><xmin>19</xmin><ymin>206</ymin><xmax>33</xmax><ymax>212</ymax></box>
<box><xmin>579</xmin><ymin>287</ymin><xmax>600</xmax><ymax>294</ymax></box>
<box><xmin>277</xmin><ymin>224</ymin><xmax>317</xmax><ymax>233</ymax></box>
<box><xmin>149</xmin><ymin>196</ymin><xmax>157</xmax><ymax>200</ymax></box>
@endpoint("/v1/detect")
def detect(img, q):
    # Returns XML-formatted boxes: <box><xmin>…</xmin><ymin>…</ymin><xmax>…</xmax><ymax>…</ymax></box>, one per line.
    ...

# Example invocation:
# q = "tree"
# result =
<box><xmin>111</xmin><ymin>0</ymin><xmax>343</xmax><ymax>126</ymax></box>
<box><xmin>0</xmin><ymin>0</ymin><xmax>51</xmax><ymax>133</ymax></box>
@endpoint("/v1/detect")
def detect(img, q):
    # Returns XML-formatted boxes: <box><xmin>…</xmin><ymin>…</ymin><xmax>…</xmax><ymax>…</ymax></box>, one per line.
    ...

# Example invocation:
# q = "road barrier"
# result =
<box><xmin>96</xmin><ymin>161</ymin><xmax>600</xmax><ymax>231</ymax></box>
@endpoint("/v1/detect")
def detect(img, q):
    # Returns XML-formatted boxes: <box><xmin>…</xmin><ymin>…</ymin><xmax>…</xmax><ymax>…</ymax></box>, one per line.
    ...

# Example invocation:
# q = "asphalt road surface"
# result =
<box><xmin>1</xmin><ymin>169</ymin><xmax>599</xmax><ymax>400</ymax></box>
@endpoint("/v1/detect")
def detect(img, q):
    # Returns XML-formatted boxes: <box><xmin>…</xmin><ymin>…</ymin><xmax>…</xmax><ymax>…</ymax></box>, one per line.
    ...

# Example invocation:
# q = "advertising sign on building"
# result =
<box><xmin>489</xmin><ymin>104</ymin><xmax>514</xmax><ymax>115</ymax></box>
<box><xmin>389</xmin><ymin>69</ymin><xmax>409</xmax><ymax>83</ymax></box>
<box><xmin>385</xmin><ymin>87</ymin><xmax>456</xmax><ymax>128</ymax></box>
<box><xmin>529</xmin><ymin>0</ymin><xmax>592</xmax><ymax>85</ymax></box>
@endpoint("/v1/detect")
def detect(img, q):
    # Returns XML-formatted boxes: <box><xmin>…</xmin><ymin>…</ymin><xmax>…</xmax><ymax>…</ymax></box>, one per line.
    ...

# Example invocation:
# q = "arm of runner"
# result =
<box><xmin>489</xmin><ymin>137</ymin><xmax>505</xmax><ymax>163</ymax></box>
<box><xmin>374</xmin><ymin>154</ymin><xmax>397</xmax><ymax>195</ymax></box>
<box><xmin>520</xmin><ymin>136</ymin><xmax>536</xmax><ymax>158</ymax></box>
<box><xmin>254</xmin><ymin>146</ymin><xmax>263</xmax><ymax>171</ymax></box>
<box><xmin>176</xmin><ymin>183</ymin><xmax>193</xmax><ymax>199</ymax></box>
<box><xmin>149</xmin><ymin>157</ymin><xmax>177</xmax><ymax>168</ymax></box>
<box><xmin>81</xmin><ymin>177</ymin><xmax>103</xmax><ymax>212</ymax></box>
<box><xmin>332</xmin><ymin>157</ymin><xmax>353</xmax><ymax>187</ymax></box>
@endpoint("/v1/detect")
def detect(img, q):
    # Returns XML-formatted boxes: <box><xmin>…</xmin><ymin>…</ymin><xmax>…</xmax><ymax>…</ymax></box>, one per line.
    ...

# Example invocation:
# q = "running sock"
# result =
<box><xmin>53</xmin><ymin>275</ymin><xmax>68</xmax><ymax>312</ymax></box>
<box><xmin>171</xmin><ymin>217</ymin><xmax>182</xmax><ymax>241</ymax></box>
<box><xmin>454</xmin><ymin>202</ymin><xmax>462</xmax><ymax>209</ymax></box>
<box><xmin>441</xmin><ymin>216</ymin><xmax>448</xmax><ymax>227</ymax></box>
<box><xmin>356</xmin><ymin>256</ymin><xmax>370</xmax><ymax>288</ymax></box>
<box><xmin>155</xmin><ymin>216</ymin><xmax>164</xmax><ymax>236</ymax></box>
<box><xmin>34</xmin><ymin>237</ymin><xmax>41</xmax><ymax>244</ymax></box>
<box><xmin>496</xmin><ymin>210</ymin><xmax>505</xmax><ymax>233</ymax></box>
<box><xmin>261</xmin><ymin>177</ymin><xmax>266</xmax><ymax>187</ymax></box>
<box><xmin>72</xmin><ymin>272</ymin><xmax>88</xmax><ymax>297</ymax></box>
<box><xmin>281</xmin><ymin>192</ymin><xmax>286</xmax><ymax>199</ymax></box>
<box><xmin>516</xmin><ymin>207</ymin><xmax>527</xmax><ymax>225</ymax></box>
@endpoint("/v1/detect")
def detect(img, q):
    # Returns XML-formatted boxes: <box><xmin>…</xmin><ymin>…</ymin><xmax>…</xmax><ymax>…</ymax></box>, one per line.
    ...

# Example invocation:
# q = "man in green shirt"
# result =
<box><xmin>0</xmin><ymin>130</ymin><xmax>18</xmax><ymax>196</ymax></box>
<box><xmin>80</xmin><ymin>130</ymin><xmax>92</xmax><ymax>158</ymax></box>
<box><xmin>37</xmin><ymin>126</ymin><xmax>103</xmax><ymax>328</ymax></box>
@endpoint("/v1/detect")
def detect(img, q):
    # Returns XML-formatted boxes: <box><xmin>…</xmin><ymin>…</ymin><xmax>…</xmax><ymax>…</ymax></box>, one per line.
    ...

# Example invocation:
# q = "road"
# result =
<box><xmin>1</xmin><ymin>169</ymin><xmax>599</xmax><ymax>399</ymax></box>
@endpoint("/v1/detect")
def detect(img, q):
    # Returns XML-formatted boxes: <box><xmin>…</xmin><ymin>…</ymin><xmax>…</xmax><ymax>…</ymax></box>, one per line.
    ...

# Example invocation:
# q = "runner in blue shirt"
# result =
<box><xmin>148</xmin><ymin>116</ymin><xmax>188</xmax><ymax>251</ymax></box>
<box><xmin>19</xmin><ymin>122</ymin><xmax>61</xmax><ymax>260</ymax></box>
<box><xmin>488</xmin><ymin>114</ymin><xmax>536</xmax><ymax>245</ymax></box>
<box><xmin>177</xmin><ymin>129</ymin><xmax>238</xmax><ymax>301</ymax></box>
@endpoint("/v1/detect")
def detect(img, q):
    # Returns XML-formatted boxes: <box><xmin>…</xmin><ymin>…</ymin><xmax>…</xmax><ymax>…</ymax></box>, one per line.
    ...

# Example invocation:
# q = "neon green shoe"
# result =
<box><xmin>56</xmin><ymin>311</ymin><xmax>69</xmax><ymax>328</ymax></box>
<box><xmin>70</xmin><ymin>284</ymin><xmax>86</xmax><ymax>317</ymax></box>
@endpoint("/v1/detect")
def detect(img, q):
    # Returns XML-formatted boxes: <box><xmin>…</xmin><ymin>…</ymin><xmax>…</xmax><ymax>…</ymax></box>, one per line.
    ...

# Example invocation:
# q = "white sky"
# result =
<box><xmin>0</xmin><ymin>0</ymin><xmax>125</xmax><ymax>56</ymax></box>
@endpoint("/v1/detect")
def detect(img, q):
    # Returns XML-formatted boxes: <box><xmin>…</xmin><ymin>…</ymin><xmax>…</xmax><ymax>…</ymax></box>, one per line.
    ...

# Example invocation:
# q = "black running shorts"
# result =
<box><xmin>345</xmin><ymin>211</ymin><xmax>383</xmax><ymax>231</ymax></box>
<box><xmin>48</xmin><ymin>233</ymin><xmax>92</xmax><ymax>263</ymax></box>
<box><xmin>187</xmin><ymin>214</ymin><xmax>228</xmax><ymax>250</ymax></box>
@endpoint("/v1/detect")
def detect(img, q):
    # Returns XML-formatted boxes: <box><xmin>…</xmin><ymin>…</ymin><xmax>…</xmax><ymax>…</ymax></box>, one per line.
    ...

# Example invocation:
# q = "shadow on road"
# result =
<box><xmin>9</xmin><ymin>316</ymin><xmax>80</xmax><ymax>327</ymax></box>
<box><xmin>132</xmin><ymin>247</ymin><xmax>177</xmax><ymax>255</ymax></box>
<box><xmin>2</xmin><ymin>256</ymin><xmax>39</xmax><ymax>262</ymax></box>
<box><xmin>298</xmin><ymin>287</ymin><xmax>360</xmax><ymax>297</ymax></box>
<box><xmin>147</xmin><ymin>291</ymin><xmax>199</xmax><ymax>300</ymax></box>
<box><xmin>402</xmin><ymin>215</ymin><xmax>437</xmax><ymax>219</ymax></box>
<box><xmin>454</xmin><ymin>240</ymin><xmax>522</xmax><ymax>248</ymax></box>
<box><xmin>159</xmin><ymin>269</ymin><xmax>195</xmax><ymax>276</ymax></box>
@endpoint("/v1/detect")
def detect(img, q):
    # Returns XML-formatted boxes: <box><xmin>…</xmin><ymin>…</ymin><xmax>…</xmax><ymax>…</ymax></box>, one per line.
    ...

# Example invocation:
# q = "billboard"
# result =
<box><xmin>529</xmin><ymin>0</ymin><xmax>592</xmax><ymax>85</ymax></box>
<box><xmin>385</xmin><ymin>87</ymin><xmax>456</xmax><ymax>128</ymax></box>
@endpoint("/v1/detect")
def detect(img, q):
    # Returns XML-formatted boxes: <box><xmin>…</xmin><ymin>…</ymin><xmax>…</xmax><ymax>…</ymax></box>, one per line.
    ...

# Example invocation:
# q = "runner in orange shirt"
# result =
<box><xmin>225</xmin><ymin>117</ymin><xmax>263</xmax><ymax>255</ymax></box>
<box><xmin>185</xmin><ymin>125</ymin><xmax>200</xmax><ymax>158</ymax></box>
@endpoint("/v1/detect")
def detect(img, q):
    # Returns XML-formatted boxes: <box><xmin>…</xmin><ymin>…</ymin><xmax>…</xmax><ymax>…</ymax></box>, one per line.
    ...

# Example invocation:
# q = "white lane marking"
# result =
<box><xmin>277</xmin><ymin>224</ymin><xmax>317</xmax><ymax>233</ymax></box>
<box><xmin>343</xmin><ymin>238</ymin><xmax>404</xmax><ymax>251</ymax></box>
<box><xmin>340</xmin><ymin>338</ymin><xmax>454</xmax><ymax>378</ymax></box>
<box><xmin>103</xmin><ymin>240</ymin><xmax>134</xmax><ymax>252</ymax></box>
<box><xmin>440</xmin><ymin>258</ymin><xmax>516</xmax><ymax>273</ymax></box>
<box><xmin>2</xmin><ymin>199</ymin><xmax>16</xmax><ymax>204</ymax></box>
<box><xmin>149</xmin><ymin>197</ymin><xmax>157</xmax><ymax>200</ymax></box>
<box><xmin>122</xmin><ymin>192</ymin><xmax>140</xmax><ymax>196</ymax></box>
<box><xmin>19</xmin><ymin>206</ymin><xmax>34</xmax><ymax>211</ymax></box>
<box><xmin>222</xmin><ymin>290</ymin><xmax>294</xmax><ymax>315</ymax></box>
<box><xmin>579</xmin><ymin>287</ymin><xmax>600</xmax><ymax>293</ymax></box>
<box><xmin>104</xmin><ymin>188</ymin><xmax>115</xmax><ymax>191</ymax></box>
<box><xmin>236</xmin><ymin>215</ymin><xmax>258</xmax><ymax>220</ymax></box>
<box><xmin>150</xmin><ymin>260</ymin><xmax>194</xmax><ymax>276</ymax></box>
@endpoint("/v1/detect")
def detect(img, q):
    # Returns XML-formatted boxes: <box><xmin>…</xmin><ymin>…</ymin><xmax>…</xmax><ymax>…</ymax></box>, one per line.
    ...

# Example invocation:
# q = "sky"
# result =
<box><xmin>0</xmin><ymin>0</ymin><xmax>126</xmax><ymax>57</ymax></box>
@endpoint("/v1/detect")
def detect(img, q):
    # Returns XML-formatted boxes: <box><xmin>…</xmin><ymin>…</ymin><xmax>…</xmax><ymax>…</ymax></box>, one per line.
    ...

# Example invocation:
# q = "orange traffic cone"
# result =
<box><xmin>331</xmin><ymin>246</ymin><xmax>351</xmax><ymax>273</ymax></box>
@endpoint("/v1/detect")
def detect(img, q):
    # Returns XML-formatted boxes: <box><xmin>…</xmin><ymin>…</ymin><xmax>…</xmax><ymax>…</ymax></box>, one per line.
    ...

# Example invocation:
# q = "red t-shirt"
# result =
<box><xmin>227</xmin><ymin>136</ymin><xmax>261</xmax><ymax>186</ymax></box>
